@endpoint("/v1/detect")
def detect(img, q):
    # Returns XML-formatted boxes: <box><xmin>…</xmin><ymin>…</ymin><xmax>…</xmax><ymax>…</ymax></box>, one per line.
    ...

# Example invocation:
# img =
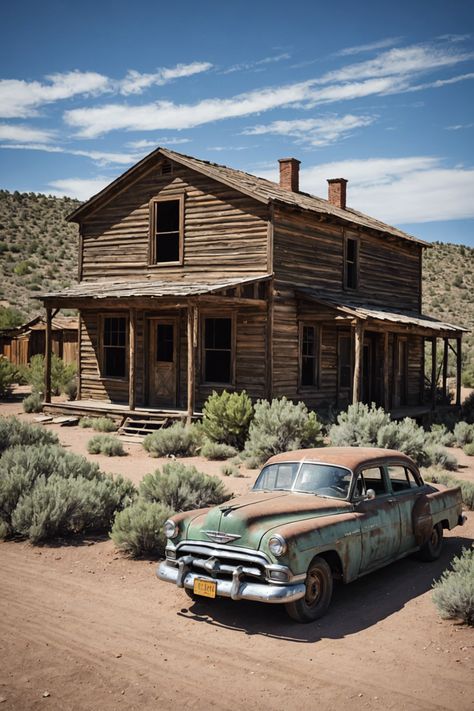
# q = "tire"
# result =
<box><xmin>285</xmin><ymin>557</ymin><xmax>333</xmax><ymax>623</ymax></box>
<box><xmin>418</xmin><ymin>523</ymin><xmax>443</xmax><ymax>561</ymax></box>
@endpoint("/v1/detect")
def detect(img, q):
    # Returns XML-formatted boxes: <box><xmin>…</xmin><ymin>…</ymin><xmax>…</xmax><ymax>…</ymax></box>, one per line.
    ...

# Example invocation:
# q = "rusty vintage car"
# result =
<box><xmin>157</xmin><ymin>447</ymin><xmax>466</xmax><ymax>622</ymax></box>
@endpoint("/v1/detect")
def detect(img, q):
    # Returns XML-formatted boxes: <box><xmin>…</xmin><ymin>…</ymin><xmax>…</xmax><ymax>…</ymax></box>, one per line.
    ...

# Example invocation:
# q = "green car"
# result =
<box><xmin>157</xmin><ymin>447</ymin><xmax>465</xmax><ymax>622</ymax></box>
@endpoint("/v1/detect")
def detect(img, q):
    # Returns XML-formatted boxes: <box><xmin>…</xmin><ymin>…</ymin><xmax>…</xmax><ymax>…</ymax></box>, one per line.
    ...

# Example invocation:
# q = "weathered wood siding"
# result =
<box><xmin>80</xmin><ymin>162</ymin><xmax>269</xmax><ymax>281</ymax></box>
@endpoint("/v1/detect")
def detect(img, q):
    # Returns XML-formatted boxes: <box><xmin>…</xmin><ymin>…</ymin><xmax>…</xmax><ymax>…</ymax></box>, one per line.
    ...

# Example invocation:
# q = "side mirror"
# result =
<box><xmin>366</xmin><ymin>489</ymin><xmax>376</xmax><ymax>500</ymax></box>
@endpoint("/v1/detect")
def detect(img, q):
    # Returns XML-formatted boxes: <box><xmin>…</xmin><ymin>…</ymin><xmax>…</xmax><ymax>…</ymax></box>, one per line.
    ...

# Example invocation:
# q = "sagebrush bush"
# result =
<box><xmin>110</xmin><ymin>500</ymin><xmax>175</xmax><ymax>557</ymax></box>
<box><xmin>454</xmin><ymin>421</ymin><xmax>474</xmax><ymax>447</ymax></box>
<box><xmin>243</xmin><ymin>397</ymin><xmax>324</xmax><ymax>465</ymax></box>
<box><xmin>87</xmin><ymin>434</ymin><xmax>125</xmax><ymax>457</ymax></box>
<box><xmin>427</xmin><ymin>424</ymin><xmax>456</xmax><ymax>448</ymax></box>
<box><xmin>22</xmin><ymin>392</ymin><xmax>43</xmax><ymax>413</ymax></box>
<box><xmin>0</xmin><ymin>356</ymin><xmax>17</xmax><ymax>398</ymax></box>
<box><xmin>329</xmin><ymin>403</ymin><xmax>391</xmax><ymax>448</ymax></box>
<box><xmin>80</xmin><ymin>416</ymin><xmax>118</xmax><ymax>432</ymax></box>
<box><xmin>0</xmin><ymin>416</ymin><xmax>58</xmax><ymax>454</ymax></box>
<box><xmin>140</xmin><ymin>461</ymin><xmax>230</xmax><ymax>511</ymax></box>
<box><xmin>220</xmin><ymin>462</ymin><xmax>241</xmax><ymax>477</ymax></box>
<box><xmin>0</xmin><ymin>443</ymin><xmax>136</xmax><ymax>542</ymax></box>
<box><xmin>63</xmin><ymin>378</ymin><xmax>77</xmax><ymax>401</ymax></box>
<box><xmin>423</xmin><ymin>444</ymin><xmax>458</xmax><ymax>471</ymax></box>
<box><xmin>432</xmin><ymin>548</ymin><xmax>474</xmax><ymax>625</ymax></box>
<box><xmin>464</xmin><ymin>443</ymin><xmax>474</xmax><ymax>457</ymax></box>
<box><xmin>23</xmin><ymin>354</ymin><xmax>76</xmax><ymax>396</ymax></box>
<box><xmin>143</xmin><ymin>422</ymin><xmax>201</xmax><ymax>457</ymax></box>
<box><xmin>462</xmin><ymin>392</ymin><xmax>474</xmax><ymax>424</ymax></box>
<box><xmin>202</xmin><ymin>390</ymin><xmax>253</xmax><ymax>449</ymax></box>
<box><xmin>201</xmin><ymin>439</ymin><xmax>238</xmax><ymax>460</ymax></box>
<box><xmin>377</xmin><ymin>418</ymin><xmax>427</xmax><ymax>464</ymax></box>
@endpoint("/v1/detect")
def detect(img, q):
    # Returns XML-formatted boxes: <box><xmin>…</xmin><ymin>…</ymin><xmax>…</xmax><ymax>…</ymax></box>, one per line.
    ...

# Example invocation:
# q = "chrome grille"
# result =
<box><xmin>175</xmin><ymin>541</ymin><xmax>268</xmax><ymax>581</ymax></box>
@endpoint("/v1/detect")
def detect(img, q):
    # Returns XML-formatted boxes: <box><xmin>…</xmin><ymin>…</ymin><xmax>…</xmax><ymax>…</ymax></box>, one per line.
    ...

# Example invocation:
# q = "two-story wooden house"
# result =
<box><xmin>40</xmin><ymin>147</ymin><xmax>464</xmax><ymax>423</ymax></box>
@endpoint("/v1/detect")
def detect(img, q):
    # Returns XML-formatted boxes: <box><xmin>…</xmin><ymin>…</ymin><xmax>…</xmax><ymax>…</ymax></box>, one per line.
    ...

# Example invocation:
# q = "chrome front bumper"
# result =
<box><xmin>157</xmin><ymin>560</ymin><xmax>306</xmax><ymax>604</ymax></box>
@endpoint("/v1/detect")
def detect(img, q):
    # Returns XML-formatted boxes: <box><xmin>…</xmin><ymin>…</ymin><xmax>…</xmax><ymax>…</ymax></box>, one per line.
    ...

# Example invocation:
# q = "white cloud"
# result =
<box><xmin>445</xmin><ymin>122</ymin><xmax>474</xmax><ymax>130</ymax></box>
<box><xmin>257</xmin><ymin>156</ymin><xmax>474</xmax><ymax>224</ymax></box>
<box><xmin>0</xmin><ymin>71</ymin><xmax>110</xmax><ymax>118</ymax></box>
<box><xmin>403</xmin><ymin>72</ymin><xmax>474</xmax><ymax>93</ymax></box>
<box><xmin>48</xmin><ymin>177</ymin><xmax>112</xmax><ymax>200</ymax></box>
<box><xmin>335</xmin><ymin>37</ymin><xmax>403</xmax><ymax>57</ymax></box>
<box><xmin>0</xmin><ymin>123</ymin><xmax>54</xmax><ymax>143</ymax></box>
<box><xmin>0</xmin><ymin>142</ymin><xmax>139</xmax><ymax>166</ymax></box>
<box><xmin>243</xmin><ymin>113</ymin><xmax>376</xmax><ymax>146</ymax></box>
<box><xmin>222</xmin><ymin>53</ymin><xmax>290</xmax><ymax>74</ymax></box>
<box><xmin>118</xmin><ymin>62</ymin><xmax>213</xmax><ymax>95</ymax></box>
<box><xmin>126</xmin><ymin>137</ymin><xmax>191</xmax><ymax>149</ymax></box>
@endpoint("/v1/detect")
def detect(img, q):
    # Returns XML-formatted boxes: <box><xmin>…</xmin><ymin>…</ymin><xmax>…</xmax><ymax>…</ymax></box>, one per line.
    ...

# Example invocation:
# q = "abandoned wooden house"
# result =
<box><xmin>39</xmin><ymin>147</ymin><xmax>465</xmax><ymax>424</ymax></box>
<box><xmin>0</xmin><ymin>315</ymin><xmax>78</xmax><ymax>367</ymax></box>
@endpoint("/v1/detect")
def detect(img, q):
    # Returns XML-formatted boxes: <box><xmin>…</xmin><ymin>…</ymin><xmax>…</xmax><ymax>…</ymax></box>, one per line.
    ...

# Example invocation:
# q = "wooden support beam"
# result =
<box><xmin>442</xmin><ymin>338</ymin><xmax>449</xmax><ymax>402</ymax></box>
<box><xmin>187</xmin><ymin>305</ymin><xmax>196</xmax><ymax>425</ymax></box>
<box><xmin>128</xmin><ymin>308</ymin><xmax>136</xmax><ymax>411</ymax></box>
<box><xmin>431</xmin><ymin>336</ymin><xmax>437</xmax><ymax>410</ymax></box>
<box><xmin>352</xmin><ymin>320</ymin><xmax>364</xmax><ymax>404</ymax></box>
<box><xmin>456</xmin><ymin>337</ymin><xmax>462</xmax><ymax>406</ymax></box>
<box><xmin>76</xmin><ymin>313</ymin><xmax>82</xmax><ymax>400</ymax></box>
<box><xmin>265</xmin><ymin>281</ymin><xmax>274</xmax><ymax>399</ymax></box>
<box><xmin>383</xmin><ymin>331</ymin><xmax>390</xmax><ymax>411</ymax></box>
<box><xmin>44</xmin><ymin>307</ymin><xmax>52</xmax><ymax>403</ymax></box>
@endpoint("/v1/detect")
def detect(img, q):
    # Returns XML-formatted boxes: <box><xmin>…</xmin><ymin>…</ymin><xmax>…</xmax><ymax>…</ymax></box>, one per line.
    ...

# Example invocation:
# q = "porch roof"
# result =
<box><xmin>295</xmin><ymin>288</ymin><xmax>467</xmax><ymax>336</ymax></box>
<box><xmin>38</xmin><ymin>274</ymin><xmax>272</xmax><ymax>304</ymax></box>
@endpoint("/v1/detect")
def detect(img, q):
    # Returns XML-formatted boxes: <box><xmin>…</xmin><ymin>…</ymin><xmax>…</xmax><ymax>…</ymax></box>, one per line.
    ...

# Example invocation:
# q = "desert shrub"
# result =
<box><xmin>462</xmin><ymin>392</ymin><xmax>474</xmax><ymax>424</ymax></box>
<box><xmin>377</xmin><ymin>418</ymin><xmax>427</xmax><ymax>465</ymax></box>
<box><xmin>424</xmin><ymin>444</ymin><xmax>458</xmax><ymax>471</ymax></box>
<box><xmin>0</xmin><ymin>306</ymin><xmax>24</xmax><ymax>329</ymax></box>
<box><xmin>220</xmin><ymin>462</ymin><xmax>241</xmax><ymax>477</ymax></box>
<box><xmin>143</xmin><ymin>422</ymin><xmax>202</xmax><ymax>458</ymax></box>
<box><xmin>110</xmin><ymin>500</ymin><xmax>175</xmax><ymax>557</ymax></box>
<box><xmin>432</xmin><ymin>548</ymin><xmax>474</xmax><ymax>625</ymax></box>
<box><xmin>329</xmin><ymin>402</ymin><xmax>391</xmax><ymax>447</ymax></box>
<box><xmin>63</xmin><ymin>377</ymin><xmax>77</xmax><ymax>401</ymax></box>
<box><xmin>427</xmin><ymin>424</ymin><xmax>456</xmax><ymax>448</ymax></box>
<box><xmin>243</xmin><ymin>397</ymin><xmax>324</xmax><ymax>466</ymax></box>
<box><xmin>23</xmin><ymin>354</ymin><xmax>76</xmax><ymax>396</ymax></box>
<box><xmin>0</xmin><ymin>357</ymin><xmax>17</xmax><ymax>398</ymax></box>
<box><xmin>0</xmin><ymin>444</ymin><xmax>136</xmax><ymax>542</ymax></box>
<box><xmin>140</xmin><ymin>461</ymin><xmax>230</xmax><ymax>511</ymax></box>
<box><xmin>0</xmin><ymin>416</ymin><xmax>58</xmax><ymax>454</ymax></box>
<box><xmin>22</xmin><ymin>392</ymin><xmax>43</xmax><ymax>413</ymax></box>
<box><xmin>202</xmin><ymin>390</ymin><xmax>253</xmax><ymax>449</ymax></box>
<box><xmin>87</xmin><ymin>434</ymin><xmax>125</xmax><ymax>457</ymax></box>
<box><xmin>464</xmin><ymin>443</ymin><xmax>474</xmax><ymax>457</ymax></box>
<box><xmin>454</xmin><ymin>421</ymin><xmax>474</xmax><ymax>447</ymax></box>
<box><xmin>201</xmin><ymin>440</ymin><xmax>238</xmax><ymax>460</ymax></box>
<box><xmin>80</xmin><ymin>416</ymin><xmax>117</xmax><ymax>432</ymax></box>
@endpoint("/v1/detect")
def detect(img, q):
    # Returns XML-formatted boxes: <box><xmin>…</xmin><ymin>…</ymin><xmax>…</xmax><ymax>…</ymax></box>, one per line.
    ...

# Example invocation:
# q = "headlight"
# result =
<box><xmin>163</xmin><ymin>519</ymin><xmax>178</xmax><ymax>539</ymax></box>
<box><xmin>268</xmin><ymin>534</ymin><xmax>287</xmax><ymax>557</ymax></box>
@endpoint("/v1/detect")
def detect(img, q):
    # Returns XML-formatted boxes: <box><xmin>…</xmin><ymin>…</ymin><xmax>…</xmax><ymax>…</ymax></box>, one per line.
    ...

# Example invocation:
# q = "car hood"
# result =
<box><xmin>184</xmin><ymin>490</ymin><xmax>351</xmax><ymax>549</ymax></box>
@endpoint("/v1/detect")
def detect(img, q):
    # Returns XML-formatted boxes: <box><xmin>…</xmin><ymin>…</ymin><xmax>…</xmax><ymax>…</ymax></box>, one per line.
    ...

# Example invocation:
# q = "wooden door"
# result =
<box><xmin>393</xmin><ymin>337</ymin><xmax>408</xmax><ymax>408</ymax></box>
<box><xmin>148</xmin><ymin>319</ymin><xmax>178</xmax><ymax>408</ymax></box>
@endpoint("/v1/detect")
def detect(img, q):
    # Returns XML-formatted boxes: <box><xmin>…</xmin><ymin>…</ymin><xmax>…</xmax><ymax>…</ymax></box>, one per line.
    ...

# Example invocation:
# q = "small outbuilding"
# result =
<box><xmin>0</xmin><ymin>315</ymin><xmax>78</xmax><ymax>366</ymax></box>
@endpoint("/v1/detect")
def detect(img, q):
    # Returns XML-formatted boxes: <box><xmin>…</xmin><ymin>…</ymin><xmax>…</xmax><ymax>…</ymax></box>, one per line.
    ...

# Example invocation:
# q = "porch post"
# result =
<box><xmin>352</xmin><ymin>319</ymin><xmax>364</xmax><ymax>404</ymax></box>
<box><xmin>456</xmin><ymin>337</ymin><xmax>462</xmax><ymax>406</ymax></box>
<box><xmin>442</xmin><ymin>337</ymin><xmax>449</xmax><ymax>402</ymax></box>
<box><xmin>187</xmin><ymin>304</ymin><xmax>196</xmax><ymax>425</ymax></box>
<box><xmin>431</xmin><ymin>336</ymin><xmax>437</xmax><ymax>410</ymax></box>
<box><xmin>76</xmin><ymin>314</ymin><xmax>82</xmax><ymax>400</ymax></box>
<box><xmin>383</xmin><ymin>331</ymin><xmax>390</xmax><ymax>411</ymax></box>
<box><xmin>44</xmin><ymin>307</ymin><xmax>52</xmax><ymax>403</ymax></box>
<box><xmin>128</xmin><ymin>308</ymin><xmax>136</xmax><ymax>411</ymax></box>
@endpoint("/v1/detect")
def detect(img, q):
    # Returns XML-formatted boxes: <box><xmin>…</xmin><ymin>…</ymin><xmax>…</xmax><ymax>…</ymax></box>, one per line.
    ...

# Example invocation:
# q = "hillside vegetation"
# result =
<box><xmin>0</xmin><ymin>189</ymin><xmax>472</xmax><ymax>380</ymax></box>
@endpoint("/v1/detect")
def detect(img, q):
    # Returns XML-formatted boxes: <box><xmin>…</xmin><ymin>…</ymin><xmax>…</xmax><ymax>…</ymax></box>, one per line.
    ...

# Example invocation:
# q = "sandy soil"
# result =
<box><xmin>0</xmin><ymin>395</ymin><xmax>473</xmax><ymax>710</ymax></box>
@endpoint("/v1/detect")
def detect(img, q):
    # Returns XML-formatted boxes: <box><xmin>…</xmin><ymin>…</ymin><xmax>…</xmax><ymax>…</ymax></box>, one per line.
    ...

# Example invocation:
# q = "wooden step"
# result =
<box><xmin>119</xmin><ymin>416</ymin><xmax>169</xmax><ymax>438</ymax></box>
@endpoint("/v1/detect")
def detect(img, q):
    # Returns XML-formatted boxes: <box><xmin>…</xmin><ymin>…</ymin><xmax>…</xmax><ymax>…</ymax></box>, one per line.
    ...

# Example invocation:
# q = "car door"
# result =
<box><xmin>385</xmin><ymin>463</ymin><xmax>425</xmax><ymax>554</ymax></box>
<box><xmin>353</xmin><ymin>466</ymin><xmax>402</xmax><ymax>574</ymax></box>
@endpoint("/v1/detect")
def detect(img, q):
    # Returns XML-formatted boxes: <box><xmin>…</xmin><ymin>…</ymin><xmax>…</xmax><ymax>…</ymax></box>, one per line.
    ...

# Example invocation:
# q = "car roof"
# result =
<box><xmin>265</xmin><ymin>447</ymin><xmax>416</xmax><ymax>471</ymax></box>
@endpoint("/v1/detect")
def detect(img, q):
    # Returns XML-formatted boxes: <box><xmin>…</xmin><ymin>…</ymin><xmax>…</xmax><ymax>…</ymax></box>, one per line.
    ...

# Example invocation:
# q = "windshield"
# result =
<box><xmin>253</xmin><ymin>461</ymin><xmax>352</xmax><ymax>499</ymax></box>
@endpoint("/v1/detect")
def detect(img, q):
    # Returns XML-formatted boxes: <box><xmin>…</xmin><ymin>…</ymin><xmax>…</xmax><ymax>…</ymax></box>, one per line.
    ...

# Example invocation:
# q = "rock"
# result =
<box><xmin>42</xmin><ymin>691</ymin><xmax>50</xmax><ymax>697</ymax></box>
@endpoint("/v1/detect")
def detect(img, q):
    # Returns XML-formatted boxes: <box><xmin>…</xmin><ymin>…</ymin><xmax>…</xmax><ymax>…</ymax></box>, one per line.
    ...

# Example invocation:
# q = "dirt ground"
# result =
<box><xmin>0</xmin><ymin>396</ymin><xmax>473</xmax><ymax>710</ymax></box>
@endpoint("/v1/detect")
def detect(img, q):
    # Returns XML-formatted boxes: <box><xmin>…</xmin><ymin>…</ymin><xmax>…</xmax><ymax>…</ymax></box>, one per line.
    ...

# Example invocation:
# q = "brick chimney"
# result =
<box><xmin>327</xmin><ymin>178</ymin><xmax>348</xmax><ymax>209</ymax></box>
<box><xmin>279</xmin><ymin>158</ymin><xmax>300</xmax><ymax>192</ymax></box>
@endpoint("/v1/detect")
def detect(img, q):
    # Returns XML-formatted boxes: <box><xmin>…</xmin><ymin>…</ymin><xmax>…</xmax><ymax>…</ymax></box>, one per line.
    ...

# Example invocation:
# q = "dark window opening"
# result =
<box><xmin>345</xmin><ymin>237</ymin><xmax>358</xmax><ymax>289</ymax></box>
<box><xmin>301</xmin><ymin>325</ymin><xmax>317</xmax><ymax>387</ymax></box>
<box><xmin>339</xmin><ymin>335</ymin><xmax>352</xmax><ymax>390</ymax></box>
<box><xmin>103</xmin><ymin>317</ymin><xmax>126</xmax><ymax>378</ymax></box>
<box><xmin>153</xmin><ymin>200</ymin><xmax>180</xmax><ymax>263</ymax></box>
<box><xmin>156</xmin><ymin>324</ymin><xmax>174</xmax><ymax>362</ymax></box>
<box><xmin>204</xmin><ymin>317</ymin><xmax>232</xmax><ymax>383</ymax></box>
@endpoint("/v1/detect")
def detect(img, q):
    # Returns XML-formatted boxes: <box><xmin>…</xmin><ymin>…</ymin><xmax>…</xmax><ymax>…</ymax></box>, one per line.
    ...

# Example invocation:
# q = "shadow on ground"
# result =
<box><xmin>177</xmin><ymin>533</ymin><xmax>473</xmax><ymax>642</ymax></box>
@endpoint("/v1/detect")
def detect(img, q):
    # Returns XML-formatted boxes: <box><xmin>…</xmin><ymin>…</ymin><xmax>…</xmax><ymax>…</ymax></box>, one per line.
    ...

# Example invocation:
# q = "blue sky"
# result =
<box><xmin>1</xmin><ymin>0</ymin><xmax>473</xmax><ymax>245</ymax></box>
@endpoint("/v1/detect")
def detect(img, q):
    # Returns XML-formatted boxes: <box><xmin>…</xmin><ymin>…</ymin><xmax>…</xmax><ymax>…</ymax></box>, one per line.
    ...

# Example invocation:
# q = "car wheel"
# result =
<box><xmin>285</xmin><ymin>557</ymin><xmax>333</xmax><ymax>623</ymax></box>
<box><xmin>418</xmin><ymin>523</ymin><xmax>443</xmax><ymax>561</ymax></box>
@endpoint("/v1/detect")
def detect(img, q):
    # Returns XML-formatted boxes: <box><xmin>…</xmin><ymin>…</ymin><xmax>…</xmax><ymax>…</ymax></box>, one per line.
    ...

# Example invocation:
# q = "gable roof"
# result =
<box><xmin>68</xmin><ymin>146</ymin><xmax>427</xmax><ymax>246</ymax></box>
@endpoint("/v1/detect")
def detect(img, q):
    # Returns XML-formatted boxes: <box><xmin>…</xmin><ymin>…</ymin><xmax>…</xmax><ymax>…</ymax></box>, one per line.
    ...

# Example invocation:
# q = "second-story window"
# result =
<box><xmin>344</xmin><ymin>237</ymin><xmax>359</xmax><ymax>289</ymax></box>
<box><xmin>151</xmin><ymin>197</ymin><xmax>183</xmax><ymax>265</ymax></box>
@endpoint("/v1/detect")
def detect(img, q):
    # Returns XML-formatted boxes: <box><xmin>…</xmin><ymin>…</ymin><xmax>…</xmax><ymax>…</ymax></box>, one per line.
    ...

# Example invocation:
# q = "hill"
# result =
<box><xmin>0</xmin><ymin>189</ymin><xmax>472</xmax><ymax>382</ymax></box>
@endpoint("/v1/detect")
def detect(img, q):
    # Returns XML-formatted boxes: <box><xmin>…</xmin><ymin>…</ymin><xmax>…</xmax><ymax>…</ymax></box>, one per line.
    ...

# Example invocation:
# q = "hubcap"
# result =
<box><xmin>305</xmin><ymin>569</ymin><xmax>323</xmax><ymax>606</ymax></box>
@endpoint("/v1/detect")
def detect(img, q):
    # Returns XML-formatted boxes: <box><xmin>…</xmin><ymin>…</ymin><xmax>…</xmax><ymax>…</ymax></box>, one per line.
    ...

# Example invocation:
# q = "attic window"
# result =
<box><xmin>161</xmin><ymin>160</ymin><xmax>172</xmax><ymax>175</ymax></box>
<box><xmin>150</xmin><ymin>196</ymin><xmax>184</xmax><ymax>265</ymax></box>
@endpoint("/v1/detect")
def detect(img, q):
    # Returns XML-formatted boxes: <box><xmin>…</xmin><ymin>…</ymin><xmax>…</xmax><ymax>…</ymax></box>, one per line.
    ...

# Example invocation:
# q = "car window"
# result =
<box><xmin>253</xmin><ymin>463</ymin><xmax>299</xmax><ymax>490</ymax></box>
<box><xmin>388</xmin><ymin>465</ymin><xmax>421</xmax><ymax>492</ymax></box>
<box><xmin>294</xmin><ymin>464</ymin><xmax>351</xmax><ymax>498</ymax></box>
<box><xmin>354</xmin><ymin>467</ymin><xmax>388</xmax><ymax>497</ymax></box>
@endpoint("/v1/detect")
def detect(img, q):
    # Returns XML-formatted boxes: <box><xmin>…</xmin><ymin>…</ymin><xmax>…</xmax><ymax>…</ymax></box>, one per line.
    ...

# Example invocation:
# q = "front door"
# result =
<box><xmin>148</xmin><ymin>319</ymin><xmax>178</xmax><ymax>408</ymax></box>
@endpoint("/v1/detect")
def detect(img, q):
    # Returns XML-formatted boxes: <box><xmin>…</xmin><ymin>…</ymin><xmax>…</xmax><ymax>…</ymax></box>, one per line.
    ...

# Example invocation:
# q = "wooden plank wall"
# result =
<box><xmin>80</xmin><ymin>163</ymin><xmax>269</xmax><ymax>281</ymax></box>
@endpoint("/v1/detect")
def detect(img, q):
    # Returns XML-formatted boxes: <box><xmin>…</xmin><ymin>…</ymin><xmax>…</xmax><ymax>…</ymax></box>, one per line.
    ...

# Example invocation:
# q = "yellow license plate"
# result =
<box><xmin>193</xmin><ymin>579</ymin><xmax>217</xmax><ymax>598</ymax></box>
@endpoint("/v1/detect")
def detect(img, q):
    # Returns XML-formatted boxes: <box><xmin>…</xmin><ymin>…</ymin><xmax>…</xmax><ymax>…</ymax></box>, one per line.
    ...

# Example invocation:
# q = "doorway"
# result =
<box><xmin>148</xmin><ymin>318</ymin><xmax>178</xmax><ymax>407</ymax></box>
